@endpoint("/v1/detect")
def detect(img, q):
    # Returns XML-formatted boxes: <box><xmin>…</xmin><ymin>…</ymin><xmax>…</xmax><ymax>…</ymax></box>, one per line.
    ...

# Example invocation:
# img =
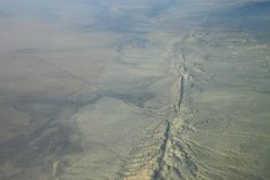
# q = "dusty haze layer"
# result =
<box><xmin>0</xmin><ymin>0</ymin><xmax>270</xmax><ymax>179</ymax></box>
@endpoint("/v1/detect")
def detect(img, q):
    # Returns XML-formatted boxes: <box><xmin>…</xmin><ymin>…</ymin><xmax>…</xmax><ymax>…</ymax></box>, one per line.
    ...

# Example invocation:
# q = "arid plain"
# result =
<box><xmin>0</xmin><ymin>0</ymin><xmax>270</xmax><ymax>179</ymax></box>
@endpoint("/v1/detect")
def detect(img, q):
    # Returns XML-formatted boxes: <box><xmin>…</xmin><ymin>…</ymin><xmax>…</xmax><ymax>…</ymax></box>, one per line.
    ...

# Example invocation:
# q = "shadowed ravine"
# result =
<box><xmin>119</xmin><ymin>33</ymin><xmax>199</xmax><ymax>180</ymax></box>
